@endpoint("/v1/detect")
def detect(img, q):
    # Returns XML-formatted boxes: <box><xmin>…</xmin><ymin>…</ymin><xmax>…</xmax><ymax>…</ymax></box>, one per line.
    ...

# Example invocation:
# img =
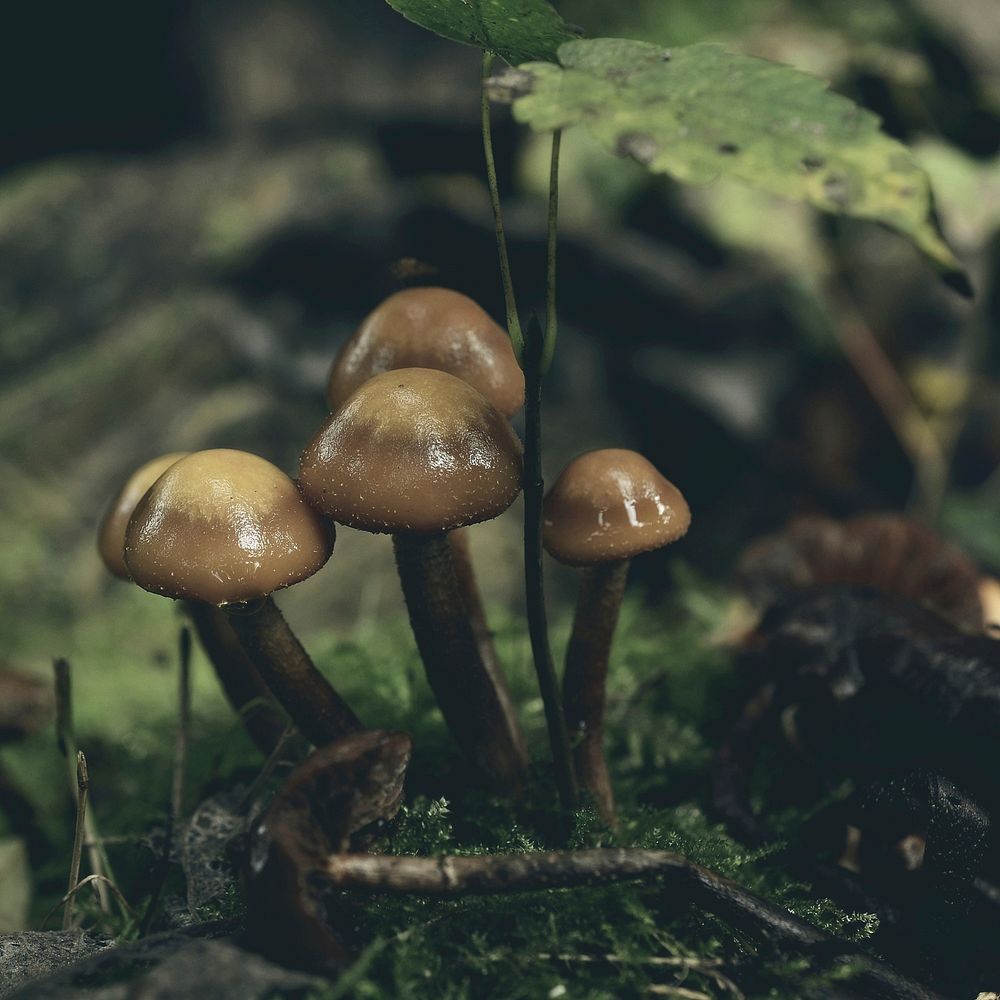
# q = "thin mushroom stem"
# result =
<box><xmin>393</xmin><ymin>531</ymin><xmax>528</xmax><ymax>795</ymax></box>
<box><xmin>563</xmin><ymin>559</ymin><xmax>630</xmax><ymax>825</ymax></box>
<box><xmin>448</xmin><ymin>528</ymin><xmax>528</xmax><ymax>762</ymax></box>
<box><xmin>183</xmin><ymin>600</ymin><xmax>285</xmax><ymax>753</ymax></box>
<box><xmin>225</xmin><ymin>596</ymin><xmax>362</xmax><ymax>748</ymax></box>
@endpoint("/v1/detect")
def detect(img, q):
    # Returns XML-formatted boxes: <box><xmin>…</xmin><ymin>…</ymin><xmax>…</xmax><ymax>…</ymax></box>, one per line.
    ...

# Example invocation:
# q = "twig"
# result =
<box><xmin>321</xmin><ymin>848</ymin><xmax>823</xmax><ymax>948</ymax></box>
<box><xmin>63</xmin><ymin>752</ymin><xmax>89</xmax><ymax>929</ymax></box>
<box><xmin>647</xmin><ymin>987</ymin><xmax>711</xmax><ymax>999</ymax></box>
<box><xmin>318</xmin><ymin>849</ymin><xmax>941</xmax><ymax>999</ymax></box>
<box><xmin>53</xmin><ymin>659</ymin><xmax>113</xmax><ymax>915</ymax></box>
<box><xmin>172</xmin><ymin>627</ymin><xmax>192</xmax><ymax>822</ymax></box>
<box><xmin>536</xmin><ymin>952</ymin><xmax>744</xmax><ymax>995</ymax></box>
<box><xmin>540</xmin><ymin>953</ymin><xmax>723</xmax><ymax>969</ymax></box>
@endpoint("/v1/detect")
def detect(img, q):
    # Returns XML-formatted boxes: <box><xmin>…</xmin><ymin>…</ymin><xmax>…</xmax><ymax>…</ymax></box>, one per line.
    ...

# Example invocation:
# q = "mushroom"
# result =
<box><xmin>325</xmin><ymin>287</ymin><xmax>524</xmax><ymax>416</ymax></box>
<box><xmin>978</xmin><ymin>576</ymin><xmax>1000</xmax><ymax>637</ymax></box>
<box><xmin>325</xmin><ymin>286</ymin><xmax>527</xmax><ymax>759</ymax></box>
<box><xmin>299</xmin><ymin>368</ymin><xmax>528</xmax><ymax>794</ymax></box>
<box><xmin>98</xmin><ymin>452</ymin><xmax>285</xmax><ymax>753</ymax></box>
<box><xmin>124</xmin><ymin>449</ymin><xmax>361</xmax><ymax>747</ymax></box>
<box><xmin>543</xmin><ymin>449</ymin><xmax>690</xmax><ymax>823</ymax></box>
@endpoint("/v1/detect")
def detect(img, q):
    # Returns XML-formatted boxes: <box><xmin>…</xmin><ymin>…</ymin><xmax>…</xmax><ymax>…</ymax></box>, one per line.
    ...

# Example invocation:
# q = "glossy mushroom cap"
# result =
<box><xmin>300</xmin><ymin>367</ymin><xmax>523</xmax><ymax>534</ymax></box>
<box><xmin>543</xmin><ymin>449</ymin><xmax>690</xmax><ymax>566</ymax></box>
<box><xmin>124</xmin><ymin>449</ymin><xmax>334</xmax><ymax>605</ymax></box>
<box><xmin>98</xmin><ymin>452</ymin><xmax>189</xmax><ymax>579</ymax></box>
<box><xmin>326</xmin><ymin>288</ymin><xmax>525</xmax><ymax>417</ymax></box>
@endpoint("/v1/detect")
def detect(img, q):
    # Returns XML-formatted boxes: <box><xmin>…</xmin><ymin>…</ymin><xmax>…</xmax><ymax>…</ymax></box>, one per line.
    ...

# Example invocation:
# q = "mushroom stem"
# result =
<box><xmin>225</xmin><ymin>596</ymin><xmax>362</xmax><ymax>748</ymax></box>
<box><xmin>448</xmin><ymin>529</ymin><xmax>528</xmax><ymax>762</ymax></box>
<box><xmin>563</xmin><ymin>558</ymin><xmax>630</xmax><ymax>824</ymax></box>
<box><xmin>392</xmin><ymin>532</ymin><xmax>529</xmax><ymax>795</ymax></box>
<box><xmin>183</xmin><ymin>601</ymin><xmax>286</xmax><ymax>754</ymax></box>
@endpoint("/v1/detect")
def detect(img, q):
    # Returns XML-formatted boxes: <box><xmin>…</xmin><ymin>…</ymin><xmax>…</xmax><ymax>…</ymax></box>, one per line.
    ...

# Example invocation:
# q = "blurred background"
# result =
<box><xmin>2</xmin><ymin>0</ymin><xmax>1000</xmax><ymax>700</ymax></box>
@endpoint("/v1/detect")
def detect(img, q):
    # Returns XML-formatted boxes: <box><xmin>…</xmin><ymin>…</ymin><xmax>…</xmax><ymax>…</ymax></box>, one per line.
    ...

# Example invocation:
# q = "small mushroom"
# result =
<box><xmin>325</xmin><ymin>287</ymin><xmax>527</xmax><ymax>761</ymax></box>
<box><xmin>300</xmin><ymin>368</ymin><xmax>527</xmax><ymax>794</ymax></box>
<box><xmin>325</xmin><ymin>287</ymin><xmax>524</xmax><ymax>417</ymax></box>
<box><xmin>978</xmin><ymin>577</ymin><xmax>1000</xmax><ymax>636</ymax></box>
<box><xmin>125</xmin><ymin>449</ymin><xmax>361</xmax><ymax>747</ymax></box>
<box><xmin>97</xmin><ymin>453</ymin><xmax>189</xmax><ymax>580</ymax></box>
<box><xmin>98</xmin><ymin>452</ymin><xmax>284</xmax><ymax>753</ymax></box>
<box><xmin>544</xmin><ymin>449</ymin><xmax>690</xmax><ymax>823</ymax></box>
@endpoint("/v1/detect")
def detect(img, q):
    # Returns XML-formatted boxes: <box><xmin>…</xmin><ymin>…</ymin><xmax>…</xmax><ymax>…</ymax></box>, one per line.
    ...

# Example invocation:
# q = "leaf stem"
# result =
<box><xmin>524</xmin><ymin>319</ymin><xmax>578</xmax><ymax>814</ymax></box>
<box><xmin>542</xmin><ymin>129</ymin><xmax>561</xmax><ymax>374</ymax></box>
<box><xmin>481</xmin><ymin>58</ymin><xmax>575</xmax><ymax>812</ymax></box>
<box><xmin>481</xmin><ymin>50</ymin><xmax>524</xmax><ymax>361</ymax></box>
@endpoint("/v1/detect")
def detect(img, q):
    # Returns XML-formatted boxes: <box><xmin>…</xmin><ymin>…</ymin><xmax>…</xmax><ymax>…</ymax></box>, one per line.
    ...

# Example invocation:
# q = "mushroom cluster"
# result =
<box><xmin>95</xmin><ymin>285</ymin><xmax>690</xmax><ymax>815</ymax></box>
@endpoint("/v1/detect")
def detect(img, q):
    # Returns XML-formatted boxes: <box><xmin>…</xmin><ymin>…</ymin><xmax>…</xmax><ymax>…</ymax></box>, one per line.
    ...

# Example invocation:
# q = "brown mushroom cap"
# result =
<box><xmin>124</xmin><ymin>449</ymin><xmax>334</xmax><ymax>605</ymax></box>
<box><xmin>326</xmin><ymin>288</ymin><xmax>525</xmax><ymax>416</ymax></box>
<box><xmin>300</xmin><ymin>367</ymin><xmax>523</xmax><ymax>534</ymax></box>
<box><xmin>543</xmin><ymin>449</ymin><xmax>690</xmax><ymax>566</ymax></box>
<box><xmin>98</xmin><ymin>452</ymin><xmax>190</xmax><ymax>579</ymax></box>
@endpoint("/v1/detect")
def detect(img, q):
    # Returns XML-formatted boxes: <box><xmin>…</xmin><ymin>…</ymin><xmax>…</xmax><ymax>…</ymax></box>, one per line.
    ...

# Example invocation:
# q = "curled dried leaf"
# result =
<box><xmin>244</xmin><ymin>730</ymin><xmax>412</xmax><ymax>972</ymax></box>
<box><xmin>738</xmin><ymin>513</ymin><xmax>982</xmax><ymax>632</ymax></box>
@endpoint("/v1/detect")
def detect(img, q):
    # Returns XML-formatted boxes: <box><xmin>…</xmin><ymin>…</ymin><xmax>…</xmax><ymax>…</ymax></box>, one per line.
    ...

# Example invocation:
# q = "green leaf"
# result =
<box><xmin>496</xmin><ymin>38</ymin><xmax>970</xmax><ymax>293</ymax></box>
<box><xmin>383</xmin><ymin>0</ymin><xmax>576</xmax><ymax>65</ymax></box>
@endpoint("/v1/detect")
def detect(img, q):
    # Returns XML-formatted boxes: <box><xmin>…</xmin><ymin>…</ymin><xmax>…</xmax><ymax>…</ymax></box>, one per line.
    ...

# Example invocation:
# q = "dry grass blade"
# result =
<box><xmin>45</xmin><ymin>874</ymin><xmax>137</xmax><ymax>930</ymax></box>
<box><xmin>62</xmin><ymin>751</ymin><xmax>88</xmax><ymax>929</ymax></box>
<box><xmin>53</xmin><ymin>659</ymin><xmax>114</xmax><ymax>915</ymax></box>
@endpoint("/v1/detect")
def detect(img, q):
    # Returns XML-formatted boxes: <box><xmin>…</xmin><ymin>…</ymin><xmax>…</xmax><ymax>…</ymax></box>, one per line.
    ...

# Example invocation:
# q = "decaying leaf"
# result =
<box><xmin>244</xmin><ymin>730</ymin><xmax>413</xmax><ymax>972</ymax></box>
<box><xmin>496</xmin><ymin>38</ymin><xmax>970</xmax><ymax>293</ymax></box>
<box><xmin>738</xmin><ymin>513</ymin><xmax>983</xmax><ymax>632</ymax></box>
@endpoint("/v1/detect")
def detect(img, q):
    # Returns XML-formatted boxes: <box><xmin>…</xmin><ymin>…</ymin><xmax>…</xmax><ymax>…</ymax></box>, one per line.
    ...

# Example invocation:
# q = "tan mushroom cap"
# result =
<box><xmin>124</xmin><ymin>449</ymin><xmax>334</xmax><ymax>605</ymax></box>
<box><xmin>98</xmin><ymin>452</ymin><xmax>189</xmax><ymax>579</ymax></box>
<box><xmin>300</xmin><ymin>367</ymin><xmax>523</xmax><ymax>534</ymax></box>
<box><xmin>543</xmin><ymin>449</ymin><xmax>690</xmax><ymax>566</ymax></box>
<box><xmin>326</xmin><ymin>287</ymin><xmax>525</xmax><ymax>416</ymax></box>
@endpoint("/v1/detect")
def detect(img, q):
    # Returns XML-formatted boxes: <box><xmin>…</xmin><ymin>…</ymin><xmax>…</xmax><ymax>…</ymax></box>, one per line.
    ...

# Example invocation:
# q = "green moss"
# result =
<box><xmin>1</xmin><ymin>570</ymin><xmax>878</xmax><ymax>998</ymax></box>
